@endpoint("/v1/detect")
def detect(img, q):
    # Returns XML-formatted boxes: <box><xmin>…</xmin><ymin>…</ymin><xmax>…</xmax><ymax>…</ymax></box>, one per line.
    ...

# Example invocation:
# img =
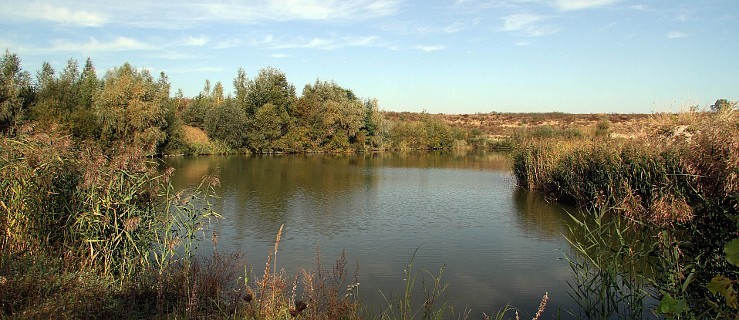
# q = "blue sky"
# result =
<box><xmin>1</xmin><ymin>0</ymin><xmax>737</xmax><ymax>114</ymax></box>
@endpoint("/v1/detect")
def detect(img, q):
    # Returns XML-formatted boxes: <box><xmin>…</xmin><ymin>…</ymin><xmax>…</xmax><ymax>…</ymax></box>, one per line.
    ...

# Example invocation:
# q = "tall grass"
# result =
<box><xmin>512</xmin><ymin>109</ymin><xmax>739</xmax><ymax>318</ymax></box>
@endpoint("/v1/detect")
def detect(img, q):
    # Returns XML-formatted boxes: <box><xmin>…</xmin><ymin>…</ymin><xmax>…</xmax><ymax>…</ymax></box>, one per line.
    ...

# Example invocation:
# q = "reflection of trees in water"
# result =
<box><xmin>166</xmin><ymin>154</ymin><xmax>375</xmax><ymax>239</ymax></box>
<box><xmin>368</xmin><ymin>151</ymin><xmax>512</xmax><ymax>171</ymax></box>
<box><xmin>165</xmin><ymin>152</ymin><xmax>516</xmax><ymax>240</ymax></box>
<box><xmin>512</xmin><ymin>187</ymin><xmax>575</xmax><ymax>240</ymax></box>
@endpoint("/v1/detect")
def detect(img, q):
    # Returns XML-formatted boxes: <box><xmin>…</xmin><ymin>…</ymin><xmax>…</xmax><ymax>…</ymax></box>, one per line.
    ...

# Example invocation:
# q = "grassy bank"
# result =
<box><xmin>1</xmin><ymin>127</ymin><xmax>509</xmax><ymax>319</ymax></box>
<box><xmin>511</xmin><ymin>109</ymin><xmax>739</xmax><ymax>318</ymax></box>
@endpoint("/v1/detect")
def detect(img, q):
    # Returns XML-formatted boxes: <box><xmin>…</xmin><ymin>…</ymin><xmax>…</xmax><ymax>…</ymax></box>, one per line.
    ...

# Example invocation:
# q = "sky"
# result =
<box><xmin>1</xmin><ymin>0</ymin><xmax>737</xmax><ymax>114</ymax></box>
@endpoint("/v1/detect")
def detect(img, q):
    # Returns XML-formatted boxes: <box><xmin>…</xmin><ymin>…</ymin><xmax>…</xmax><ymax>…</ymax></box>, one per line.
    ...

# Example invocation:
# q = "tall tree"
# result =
<box><xmin>71</xmin><ymin>57</ymin><xmax>101</xmax><ymax>139</ymax></box>
<box><xmin>243</xmin><ymin>67</ymin><xmax>296</xmax><ymax>116</ymax></box>
<box><xmin>0</xmin><ymin>50</ymin><xmax>33</xmax><ymax>133</ymax></box>
<box><xmin>94</xmin><ymin>63</ymin><xmax>168</xmax><ymax>155</ymax></box>
<box><xmin>294</xmin><ymin>80</ymin><xmax>364</xmax><ymax>150</ymax></box>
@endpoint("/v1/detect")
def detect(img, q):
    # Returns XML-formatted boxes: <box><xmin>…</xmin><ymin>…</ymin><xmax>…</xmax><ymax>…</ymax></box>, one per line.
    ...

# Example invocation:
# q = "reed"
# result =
<box><xmin>513</xmin><ymin>109</ymin><xmax>739</xmax><ymax>318</ymax></box>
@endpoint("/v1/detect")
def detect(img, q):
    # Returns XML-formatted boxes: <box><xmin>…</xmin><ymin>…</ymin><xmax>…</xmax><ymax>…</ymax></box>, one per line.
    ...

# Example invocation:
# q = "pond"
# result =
<box><xmin>164</xmin><ymin>151</ymin><xmax>581</xmax><ymax>318</ymax></box>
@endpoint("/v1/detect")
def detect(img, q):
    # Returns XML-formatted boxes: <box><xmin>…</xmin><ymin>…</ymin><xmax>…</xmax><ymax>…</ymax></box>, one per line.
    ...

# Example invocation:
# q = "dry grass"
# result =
<box><xmin>182</xmin><ymin>125</ymin><xmax>210</xmax><ymax>145</ymax></box>
<box><xmin>384</xmin><ymin>111</ymin><xmax>651</xmax><ymax>138</ymax></box>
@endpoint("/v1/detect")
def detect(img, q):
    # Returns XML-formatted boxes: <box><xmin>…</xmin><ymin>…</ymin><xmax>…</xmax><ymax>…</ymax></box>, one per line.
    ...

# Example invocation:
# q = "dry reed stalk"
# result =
<box><xmin>257</xmin><ymin>224</ymin><xmax>284</xmax><ymax>317</ymax></box>
<box><xmin>271</xmin><ymin>224</ymin><xmax>284</xmax><ymax>307</ymax></box>
<box><xmin>532</xmin><ymin>292</ymin><xmax>548</xmax><ymax>320</ymax></box>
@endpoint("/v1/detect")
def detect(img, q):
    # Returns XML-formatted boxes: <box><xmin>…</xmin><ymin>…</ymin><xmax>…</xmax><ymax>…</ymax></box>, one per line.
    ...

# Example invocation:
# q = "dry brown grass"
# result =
<box><xmin>383</xmin><ymin>111</ymin><xmax>651</xmax><ymax>138</ymax></box>
<box><xmin>182</xmin><ymin>125</ymin><xmax>211</xmax><ymax>145</ymax></box>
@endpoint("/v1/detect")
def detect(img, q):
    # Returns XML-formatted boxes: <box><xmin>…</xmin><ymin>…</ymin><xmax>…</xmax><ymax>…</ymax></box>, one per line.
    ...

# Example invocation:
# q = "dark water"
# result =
<box><xmin>165</xmin><ymin>152</ymin><xmax>580</xmax><ymax>317</ymax></box>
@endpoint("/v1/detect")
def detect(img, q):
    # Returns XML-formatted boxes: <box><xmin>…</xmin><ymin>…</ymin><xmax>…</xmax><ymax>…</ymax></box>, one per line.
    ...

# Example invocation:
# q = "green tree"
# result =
<box><xmin>248</xmin><ymin>103</ymin><xmax>289</xmax><ymax>153</ymax></box>
<box><xmin>182</xmin><ymin>80</ymin><xmax>216</xmax><ymax>128</ymax></box>
<box><xmin>0</xmin><ymin>50</ymin><xmax>33</xmax><ymax>133</ymax></box>
<box><xmin>70</xmin><ymin>58</ymin><xmax>101</xmax><ymax>140</ymax></box>
<box><xmin>711</xmin><ymin>99</ymin><xmax>737</xmax><ymax>112</ymax></box>
<box><xmin>294</xmin><ymin>80</ymin><xmax>365</xmax><ymax>151</ymax></box>
<box><xmin>94</xmin><ymin>63</ymin><xmax>168</xmax><ymax>155</ymax></box>
<box><xmin>204</xmin><ymin>100</ymin><xmax>248</xmax><ymax>149</ymax></box>
<box><xmin>233</xmin><ymin>67</ymin><xmax>248</xmax><ymax>108</ymax></box>
<box><xmin>361</xmin><ymin>98</ymin><xmax>389</xmax><ymax>149</ymax></box>
<box><xmin>242</xmin><ymin>67</ymin><xmax>296</xmax><ymax>116</ymax></box>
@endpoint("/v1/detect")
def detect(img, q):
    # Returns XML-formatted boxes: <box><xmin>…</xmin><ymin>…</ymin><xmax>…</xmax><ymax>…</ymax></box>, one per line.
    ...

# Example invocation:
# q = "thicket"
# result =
<box><xmin>512</xmin><ymin>109</ymin><xmax>739</xmax><ymax>318</ymax></box>
<box><xmin>1</xmin><ymin>50</ymin><xmax>477</xmax><ymax>157</ymax></box>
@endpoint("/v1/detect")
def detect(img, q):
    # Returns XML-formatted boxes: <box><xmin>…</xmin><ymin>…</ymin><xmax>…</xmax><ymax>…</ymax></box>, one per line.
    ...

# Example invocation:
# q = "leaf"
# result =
<box><xmin>707</xmin><ymin>276</ymin><xmax>732</xmax><ymax>295</ymax></box>
<box><xmin>658</xmin><ymin>292</ymin><xmax>687</xmax><ymax>315</ymax></box>
<box><xmin>724</xmin><ymin>238</ymin><xmax>739</xmax><ymax>266</ymax></box>
<box><xmin>707</xmin><ymin>276</ymin><xmax>739</xmax><ymax>310</ymax></box>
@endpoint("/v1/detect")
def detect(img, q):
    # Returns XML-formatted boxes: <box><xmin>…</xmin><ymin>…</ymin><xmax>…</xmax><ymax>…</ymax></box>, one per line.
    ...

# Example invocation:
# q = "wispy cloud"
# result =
<box><xmin>0</xmin><ymin>2</ymin><xmax>106</xmax><ymax>27</ymax></box>
<box><xmin>266</xmin><ymin>35</ymin><xmax>380</xmax><ymax>50</ymax></box>
<box><xmin>195</xmin><ymin>0</ymin><xmax>401</xmax><ymax>24</ymax></box>
<box><xmin>215</xmin><ymin>38</ymin><xmax>242</xmax><ymax>49</ymax></box>
<box><xmin>415</xmin><ymin>21</ymin><xmax>472</xmax><ymax>35</ymax></box>
<box><xmin>501</xmin><ymin>14</ymin><xmax>559</xmax><ymax>36</ymax></box>
<box><xmin>2</xmin><ymin>0</ymin><xmax>401</xmax><ymax>30</ymax></box>
<box><xmin>51</xmin><ymin>37</ymin><xmax>155</xmax><ymax>53</ymax></box>
<box><xmin>667</xmin><ymin>31</ymin><xmax>688</xmax><ymax>39</ymax></box>
<box><xmin>515</xmin><ymin>41</ymin><xmax>532</xmax><ymax>46</ymax></box>
<box><xmin>271</xmin><ymin>53</ymin><xmax>291</xmax><ymax>58</ymax></box>
<box><xmin>415</xmin><ymin>45</ymin><xmax>445</xmax><ymax>52</ymax></box>
<box><xmin>175</xmin><ymin>66</ymin><xmax>224</xmax><ymax>74</ymax></box>
<box><xmin>182</xmin><ymin>35</ymin><xmax>210</xmax><ymax>47</ymax></box>
<box><xmin>551</xmin><ymin>0</ymin><xmax>619</xmax><ymax>11</ymax></box>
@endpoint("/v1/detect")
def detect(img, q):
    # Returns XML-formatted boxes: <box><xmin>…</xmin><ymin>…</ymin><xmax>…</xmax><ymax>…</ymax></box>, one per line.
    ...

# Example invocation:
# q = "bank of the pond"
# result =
<box><xmin>1</xmin><ymin>129</ymin><xmax>572</xmax><ymax>319</ymax></box>
<box><xmin>511</xmin><ymin>110</ymin><xmax>739</xmax><ymax>319</ymax></box>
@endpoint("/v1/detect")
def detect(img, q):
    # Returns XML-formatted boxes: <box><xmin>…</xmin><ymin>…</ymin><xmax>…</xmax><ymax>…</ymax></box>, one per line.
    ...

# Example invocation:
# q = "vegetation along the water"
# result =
<box><xmin>1</xmin><ymin>49</ymin><xmax>737</xmax><ymax>319</ymax></box>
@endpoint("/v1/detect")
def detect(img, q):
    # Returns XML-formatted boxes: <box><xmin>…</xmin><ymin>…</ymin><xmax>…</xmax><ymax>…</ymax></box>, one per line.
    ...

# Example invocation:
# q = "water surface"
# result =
<box><xmin>165</xmin><ymin>152</ymin><xmax>578</xmax><ymax>317</ymax></box>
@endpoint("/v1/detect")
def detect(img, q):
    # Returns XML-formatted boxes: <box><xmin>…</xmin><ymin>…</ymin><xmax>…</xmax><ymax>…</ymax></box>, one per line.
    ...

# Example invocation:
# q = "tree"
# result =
<box><xmin>294</xmin><ymin>80</ymin><xmax>365</xmax><ymax>150</ymax></box>
<box><xmin>182</xmin><ymin>79</ymin><xmax>216</xmax><ymax>128</ymax></box>
<box><xmin>70</xmin><ymin>58</ymin><xmax>101</xmax><ymax>140</ymax></box>
<box><xmin>0</xmin><ymin>50</ymin><xmax>33</xmax><ymax>133</ymax></box>
<box><xmin>233</xmin><ymin>67</ymin><xmax>248</xmax><ymax>107</ymax></box>
<box><xmin>204</xmin><ymin>100</ymin><xmax>248</xmax><ymax>149</ymax></box>
<box><xmin>94</xmin><ymin>63</ymin><xmax>168</xmax><ymax>155</ymax></box>
<box><xmin>242</xmin><ymin>67</ymin><xmax>296</xmax><ymax>116</ymax></box>
<box><xmin>247</xmin><ymin>103</ymin><xmax>289</xmax><ymax>153</ymax></box>
<box><xmin>361</xmin><ymin>98</ymin><xmax>389</xmax><ymax>149</ymax></box>
<box><xmin>711</xmin><ymin>99</ymin><xmax>737</xmax><ymax>112</ymax></box>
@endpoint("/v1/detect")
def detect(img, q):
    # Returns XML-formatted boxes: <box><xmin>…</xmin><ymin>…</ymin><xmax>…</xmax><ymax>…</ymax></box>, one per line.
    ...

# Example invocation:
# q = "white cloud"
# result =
<box><xmin>515</xmin><ymin>41</ymin><xmax>531</xmax><ymax>46</ymax></box>
<box><xmin>0</xmin><ymin>2</ymin><xmax>106</xmax><ymax>26</ymax></box>
<box><xmin>176</xmin><ymin>66</ymin><xmax>224</xmax><ymax>73</ymax></box>
<box><xmin>415</xmin><ymin>45</ymin><xmax>445</xmax><ymax>52</ymax></box>
<box><xmin>2</xmin><ymin>0</ymin><xmax>400</xmax><ymax>30</ymax></box>
<box><xmin>196</xmin><ymin>0</ymin><xmax>401</xmax><ymax>24</ymax></box>
<box><xmin>667</xmin><ymin>31</ymin><xmax>688</xmax><ymax>39</ymax></box>
<box><xmin>501</xmin><ymin>14</ymin><xmax>559</xmax><ymax>36</ymax></box>
<box><xmin>551</xmin><ymin>0</ymin><xmax>619</xmax><ymax>11</ymax></box>
<box><xmin>215</xmin><ymin>38</ymin><xmax>242</xmax><ymax>49</ymax></box>
<box><xmin>271</xmin><ymin>53</ymin><xmax>291</xmax><ymax>58</ymax></box>
<box><xmin>267</xmin><ymin>35</ymin><xmax>380</xmax><ymax>50</ymax></box>
<box><xmin>182</xmin><ymin>35</ymin><xmax>210</xmax><ymax>47</ymax></box>
<box><xmin>51</xmin><ymin>37</ymin><xmax>155</xmax><ymax>53</ymax></box>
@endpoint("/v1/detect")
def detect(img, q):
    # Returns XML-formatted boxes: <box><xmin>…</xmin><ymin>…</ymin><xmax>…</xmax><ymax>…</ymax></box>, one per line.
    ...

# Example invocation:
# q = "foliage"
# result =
<box><xmin>565</xmin><ymin>209</ymin><xmax>654</xmax><ymax>319</ymax></box>
<box><xmin>94</xmin><ymin>63</ymin><xmax>170</xmax><ymax>155</ymax></box>
<box><xmin>711</xmin><ymin>99</ymin><xmax>737</xmax><ymax>112</ymax></box>
<box><xmin>378</xmin><ymin>249</ymin><xmax>461</xmax><ymax>320</ymax></box>
<box><xmin>205</xmin><ymin>100</ymin><xmax>248</xmax><ymax>149</ymax></box>
<box><xmin>240</xmin><ymin>67</ymin><xmax>296</xmax><ymax>117</ymax></box>
<box><xmin>0</xmin><ymin>50</ymin><xmax>33</xmax><ymax>133</ymax></box>
<box><xmin>514</xmin><ymin>109</ymin><xmax>739</xmax><ymax>318</ymax></box>
<box><xmin>389</xmin><ymin>112</ymin><xmax>463</xmax><ymax>151</ymax></box>
<box><xmin>294</xmin><ymin>80</ymin><xmax>366</xmax><ymax>151</ymax></box>
<box><xmin>247</xmin><ymin>102</ymin><xmax>290</xmax><ymax>153</ymax></box>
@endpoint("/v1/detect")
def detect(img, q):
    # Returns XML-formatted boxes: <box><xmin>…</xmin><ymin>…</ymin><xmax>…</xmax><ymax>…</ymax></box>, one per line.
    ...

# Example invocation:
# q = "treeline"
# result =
<box><xmin>0</xmin><ymin>50</ymin><xmax>479</xmax><ymax>155</ymax></box>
